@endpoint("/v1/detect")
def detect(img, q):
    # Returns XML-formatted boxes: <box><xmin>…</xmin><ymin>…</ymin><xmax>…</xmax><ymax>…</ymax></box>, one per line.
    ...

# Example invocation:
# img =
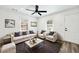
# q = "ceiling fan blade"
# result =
<box><xmin>38</xmin><ymin>12</ymin><xmax>42</xmax><ymax>16</ymax></box>
<box><xmin>38</xmin><ymin>11</ymin><xmax>47</xmax><ymax>12</ymax></box>
<box><xmin>31</xmin><ymin>12</ymin><xmax>35</xmax><ymax>15</ymax></box>
<box><xmin>26</xmin><ymin>9</ymin><xmax>34</xmax><ymax>11</ymax></box>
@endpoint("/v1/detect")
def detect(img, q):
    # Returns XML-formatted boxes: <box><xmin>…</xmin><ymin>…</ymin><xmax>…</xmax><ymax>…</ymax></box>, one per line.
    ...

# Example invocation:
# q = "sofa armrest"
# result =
<box><xmin>52</xmin><ymin>32</ymin><xmax>57</xmax><ymax>42</ymax></box>
<box><xmin>1</xmin><ymin>42</ymin><xmax>16</xmax><ymax>53</ymax></box>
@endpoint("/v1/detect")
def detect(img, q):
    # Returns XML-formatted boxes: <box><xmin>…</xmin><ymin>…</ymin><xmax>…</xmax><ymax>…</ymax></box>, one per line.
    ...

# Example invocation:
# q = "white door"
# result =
<box><xmin>65</xmin><ymin>13</ymin><xmax>79</xmax><ymax>44</ymax></box>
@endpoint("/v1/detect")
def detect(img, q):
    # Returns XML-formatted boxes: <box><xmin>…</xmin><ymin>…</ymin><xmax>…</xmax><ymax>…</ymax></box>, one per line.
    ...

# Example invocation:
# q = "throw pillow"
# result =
<box><xmin>49</xmin><ymin>32</ymin><xmax>54</xmax><ymax>35</ymax></box>
<box><xmin>29</xmin><ymin>31</ymin><xmax>34</xmax><ymax>34</ymax></box>
<box><xmin>14</xmin><ymin>32</ymin><xmax>20</xmax><ymax>37</ymax></box>
<box><xmin>22</xmin><ymin>31</ymin><xmax>27</xmax><ymax>35</ymax></box>
<box><xmin>41</xmin><ymin>30</ymin><xmax>45</xmax><ymax>34</ymax></box>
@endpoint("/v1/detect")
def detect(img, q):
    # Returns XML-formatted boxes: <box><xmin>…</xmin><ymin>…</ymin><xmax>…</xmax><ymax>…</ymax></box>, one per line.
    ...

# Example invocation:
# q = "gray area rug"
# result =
<box><xmin>16</xmin><ymin>40</ymin><xmax>62</xmax><ymax>53</ymax></box>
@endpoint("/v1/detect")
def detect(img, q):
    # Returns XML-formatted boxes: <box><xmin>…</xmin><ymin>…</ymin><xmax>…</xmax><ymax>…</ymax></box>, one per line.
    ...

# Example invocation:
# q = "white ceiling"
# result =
<box><xmin>0</xmin><ymin>5</ymin><xmax>78</xmax><ymax>18</ymax></box>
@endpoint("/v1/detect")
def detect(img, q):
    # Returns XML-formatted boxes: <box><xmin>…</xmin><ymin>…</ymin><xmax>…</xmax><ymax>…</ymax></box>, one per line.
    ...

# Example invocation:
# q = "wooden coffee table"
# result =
<box><xmin>25</xmin><ymin>38</ymin><xmax>44</xmax><ymax>48</ymax></box>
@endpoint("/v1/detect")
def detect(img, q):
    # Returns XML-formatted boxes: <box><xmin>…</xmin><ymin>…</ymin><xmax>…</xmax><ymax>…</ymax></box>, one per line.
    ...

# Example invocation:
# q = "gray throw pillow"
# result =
<box><xmin>49</xmin><ymin>32</ymin><xmax>54</xmax><ymax>35</ymax></box>
<box><xmin>41</xmin><ymin>30</ymin><xmax>45</xmax><ymax>34</ymax></box>
<box><xmin>22</xmin><ymin>31</ymin><xmax>27</xmax><ymax>35</ymax></box>
<box><xmin>14</xmin><ymin>32</ymin><xmax>20</xmax><ymax>37</ymax></box>
<box><xmin>29</xmin><ymin>31</ymin><xmax>34</xmax><ymax>34</ymax></box>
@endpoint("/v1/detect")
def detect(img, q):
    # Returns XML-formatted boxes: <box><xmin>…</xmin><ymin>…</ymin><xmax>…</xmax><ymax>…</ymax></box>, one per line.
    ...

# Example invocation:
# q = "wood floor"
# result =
<box><xmin>16</xmin><ymin>39</ymin><xmax>79</xmax><ymax>53</ymax></box>
<box><xmin>59</xmin><ymin>41</ymin><xmax>79</xmax><ymax>53</ymax></box>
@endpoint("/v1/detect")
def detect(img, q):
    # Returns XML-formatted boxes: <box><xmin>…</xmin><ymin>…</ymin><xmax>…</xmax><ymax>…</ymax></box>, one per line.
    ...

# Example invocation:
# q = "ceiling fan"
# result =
<box><xmin>26</xmin><ymin>5</ymin><xmax>47</xmax><ymax>16</ymax></box>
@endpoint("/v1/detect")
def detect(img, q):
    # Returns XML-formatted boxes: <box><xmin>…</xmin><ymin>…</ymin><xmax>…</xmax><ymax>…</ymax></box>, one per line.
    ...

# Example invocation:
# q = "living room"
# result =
<box><xmin>0</xmin><ymin>5</ymin><xmax>79</xmax><ymax>53</ymax></box>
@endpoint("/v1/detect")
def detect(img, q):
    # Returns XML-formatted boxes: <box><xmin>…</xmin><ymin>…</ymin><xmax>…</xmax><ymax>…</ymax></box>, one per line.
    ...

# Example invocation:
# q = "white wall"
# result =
<box><xmin>38</xmin><ymin>7</ymin><xmax>79</xmax><ymax>44</ymax></box>
<box><xmin>0</xmin><ymin>7</ymin><xmax>37</xmax><ymax>38</ymax></box>
<box><xmin>53</xmin><ymin>7</ymin><xmax>79</xmax><ymax>41</ymax></box>
<box><xmin>0</xmin><ymin>8</ymin><xmax>21</xmax><ymax>38</ymax></box>
<box><xmin>37</xmin><ymin>16</ymin><xmax>53</xmax><ymax>32</ymax></box>
<box><xmin>20</xmin><ymin>14</ymin><xmax>37</xmax><ymax>33</ymax></box>
<box><xmin>28</xmin><ymin>19</ymin><xmax>37</xmax><ymax>33</ymax></box>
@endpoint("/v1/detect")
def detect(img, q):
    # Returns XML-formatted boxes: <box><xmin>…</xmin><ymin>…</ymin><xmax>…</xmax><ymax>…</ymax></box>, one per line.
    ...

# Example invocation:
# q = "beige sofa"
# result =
<box><xmin>0</xmin><ymin>31</ymin><xmax>36</xmax><ymax>53</ymax></box>
<box><xmin>11</xmin><ymin>31</ymin><xmax>36</xmax><ymax>44</ymax></box>
<box><xmin>13</xmin><ymin>34</ymin><xmax>36</xmax><ymax>44</ymax></box>
<box><xmin>0</xmin><ymin>35</ymin><xmax>16</xmax><ymax>53</ymax></box>
<box><xmin>1</xmin><ymin>42</ymin><xmax>16</xmax><ymax>53</ymax></box>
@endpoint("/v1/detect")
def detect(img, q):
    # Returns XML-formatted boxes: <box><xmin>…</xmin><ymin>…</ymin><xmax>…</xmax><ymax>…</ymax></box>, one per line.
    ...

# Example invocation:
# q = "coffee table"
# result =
<box><xmin>25</xmin><ymin>38</ymin><xmax>44</xmax><ymax>48</ymax></box>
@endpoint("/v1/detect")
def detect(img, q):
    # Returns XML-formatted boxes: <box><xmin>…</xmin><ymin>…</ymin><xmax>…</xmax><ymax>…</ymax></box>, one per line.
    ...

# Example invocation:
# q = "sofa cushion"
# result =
<box><xmin>46</xmin><ymin>36</ymin><xmax>54</xmax><ymax>38</ymax></box>
<box><xmin>29</xmin><ymin>31</ymin><xmax>34</xmax><ymax>34</ymax></box>
<box><xmin>14</xmin><ymin>32</ymin><xmax>20</xmax><ymax>37</ymax></box>
<box><xmin>49</xmin><ymin>32</ymin><xmax>54</xmax><ymax>35</ymax></box>
<box><xmin>22</xmin><ymin>31</ymin><xmax>27</xmax><ymax>35</ymax></box>
<box><xmin>0</xmin><ymin>38</ymin><xmax>11</xmax><ymax>47</ymax></box>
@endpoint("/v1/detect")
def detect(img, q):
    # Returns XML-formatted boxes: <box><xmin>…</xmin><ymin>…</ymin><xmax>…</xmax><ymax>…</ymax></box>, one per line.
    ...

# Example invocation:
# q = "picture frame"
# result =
<box><xmin>47</xmin><ymin>20</ymin><xmax>52</xmax><ymax>24</ymax></box>
<box><xmin>5</xmin><ymin>19</ymin><xmax>15</xmax><ymax>28</ymax></box>
<box><xmin>31</xmin><ymin>22</ymin><xmax>37</xmax><ymax>27</ymax></box>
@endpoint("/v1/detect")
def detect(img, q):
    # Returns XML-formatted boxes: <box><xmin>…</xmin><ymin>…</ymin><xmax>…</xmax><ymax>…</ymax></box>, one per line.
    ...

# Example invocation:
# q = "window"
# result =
<box><xmin>47</xmin><ymin>20</ymin><xmax>53</xmax><ymax>31</ymax></box>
